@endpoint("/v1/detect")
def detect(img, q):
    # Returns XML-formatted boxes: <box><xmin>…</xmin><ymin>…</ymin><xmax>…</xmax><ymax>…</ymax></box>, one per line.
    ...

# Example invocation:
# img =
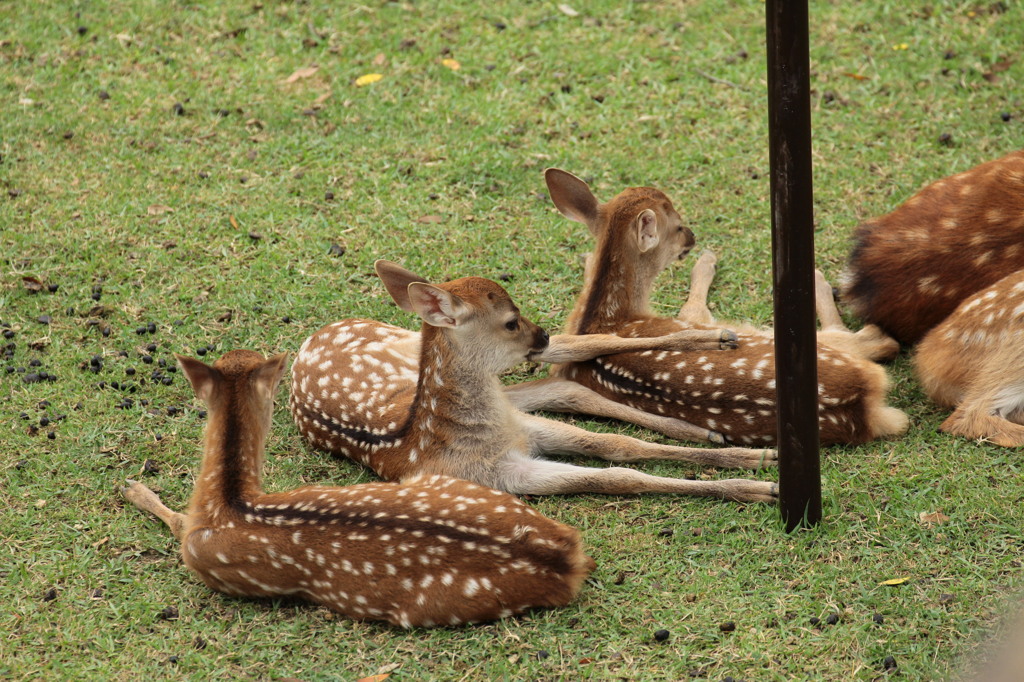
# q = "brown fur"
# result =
<box><xmin>290</xmin><ymin>261</ymin><xmax>781</xmax><ymax>504</ymax></box>
<box><xmin>544</xmin><ymin>169</ymin><xmax>908</xmax><ymax>447</ymax></box>
<box><xmin>914</xmin><ymin>271</ymin><xmax>1024</xmax><ymax>446</ymax></box>
<box><xmin>842</xmin><ymin>150</ymin><xmax>1024</xmax><ymax>345</ymax></box>
<box><xmin>123</xmin><ymin>350</ymin><xmax>594</xmax><ymax>628</ymax></box>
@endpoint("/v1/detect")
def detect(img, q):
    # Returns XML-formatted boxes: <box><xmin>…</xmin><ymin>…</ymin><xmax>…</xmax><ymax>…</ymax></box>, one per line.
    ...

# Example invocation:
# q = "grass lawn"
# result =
<box><xmin>2</xmin><ymin>0</ymin><xmax>1023</xmax><ymax>679</ymax></box>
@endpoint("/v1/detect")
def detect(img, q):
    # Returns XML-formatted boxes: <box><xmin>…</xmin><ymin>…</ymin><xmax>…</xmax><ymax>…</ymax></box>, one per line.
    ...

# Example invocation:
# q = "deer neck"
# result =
<box><xmin>412</xmin><ymin>325</ymin><xmax>508</xmax><ymax>431</ymax></box>
<box><xmin>190</xmin><ymin>391</ymin><xmax>267</xmax><ymax>513</ymax></box>
<box><xmin>566</xmin><ymin>235</ymin><xmax>656</xmax><ymax>334</ymax></box>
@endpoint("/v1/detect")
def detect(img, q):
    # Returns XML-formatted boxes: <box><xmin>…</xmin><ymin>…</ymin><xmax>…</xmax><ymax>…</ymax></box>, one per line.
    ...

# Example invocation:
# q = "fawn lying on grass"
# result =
<box><xmin>914</xmin><ymin>271</ymin><xmax>1024</xmax><ymax>446</ymax></box>
<box><xmin>124</xmin><ymin>350</ymin><xmax>594</xmax><ymax>627</ymax></box>
<box><xmin>291</xmin><ymin>261</ymin><xmax>778</xmax><ymax>503</ymax></box>
<box><xmin>841</xmin><ymin>150</ymin><xmax>1024</xmax><ymax>346</ymax></box>
<box><xmin>542</xmin><ymin>168</ymin><xmax>908</xmax><ymax>447</ymax></box>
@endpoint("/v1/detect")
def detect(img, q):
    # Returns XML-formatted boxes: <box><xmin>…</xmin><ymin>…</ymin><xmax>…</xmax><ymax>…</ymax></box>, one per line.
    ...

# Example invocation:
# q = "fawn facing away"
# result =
<box><xmin>542</xmin><ymin>168</ymin><xmax>908</xmax><ymax>447</ymax></box>
<box><xmin>914</xmin><ymin>271</ymin><xmax>1024</xmax><ymax>446</ymax></box>
<box><xmin>841</xmin><ymin>150</ymin><xmax>1024</xmax><ymax>346</ymax></box>
<box><xmin>290</xmin><ymin>262</ymin><xmax>779</xmax><ymax>503</ymax></box>
<box><xmin>123</xmin><ymin>350</ymin><xmax>594</xmax><ymax>627</ymax></box>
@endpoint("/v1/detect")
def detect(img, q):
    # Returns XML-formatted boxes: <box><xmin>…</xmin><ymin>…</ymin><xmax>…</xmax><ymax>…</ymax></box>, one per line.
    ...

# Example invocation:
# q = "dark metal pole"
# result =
<box><xmin>766</xmin><ymin>0</ymin><xmax>822</xmax><ymax>530</ymax></box>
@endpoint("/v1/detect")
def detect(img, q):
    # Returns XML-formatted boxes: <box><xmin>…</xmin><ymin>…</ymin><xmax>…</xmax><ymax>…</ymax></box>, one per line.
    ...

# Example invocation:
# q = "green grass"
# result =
<box><xmin>2</xmin><ymin>0</ymin><xmax>1023</xmax><ymax>679</ymax></box>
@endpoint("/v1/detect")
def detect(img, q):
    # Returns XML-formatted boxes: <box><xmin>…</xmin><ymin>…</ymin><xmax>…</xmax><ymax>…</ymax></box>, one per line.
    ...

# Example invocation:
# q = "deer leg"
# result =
<box><xmin>504</xmin><ymin>377</ymin><xmax>728</xmax><ymax>443</ymax></box>
<box><xmin>498</xmin><ymin>456</ymin><xmax>778</xmax><ymax>503</ymax></box>
<box><xmin>535</xmin><ymin>329</ymin><xmax>738</xmax><ymax>363</ymax></box>
<box><xmin>122</xmin><ymin>480</ymin><xmax>188</xmax><ymax>540</ymax></box>
<box><xmin>678</xmin><ymin>250</ymin><xmax>719</xmax><ymax>325</ymax></box>
<box><xmin>941</xmin><ymin>380</ymin><xmax>1024</xmax><ymax>447</ymax></box>
<box><xmin>815</xmin><ymin>270</ymin><xmax>900</xmax><ymax>362</ymax></box>
<box><xmin>518</xmin><ymin>413</ymin><xmax>776</xmax><ymax>469</ymax></box>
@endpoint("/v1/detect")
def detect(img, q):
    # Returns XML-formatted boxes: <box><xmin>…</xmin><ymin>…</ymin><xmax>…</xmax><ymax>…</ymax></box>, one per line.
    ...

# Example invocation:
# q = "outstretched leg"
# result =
<box><xmin>678</xmin><ymin>250</ymin><xmax>719</xmax><ymax>325</ymax></box>
<box><xmin>517</xmin><ymin>412</ymin><xmax>777</xmax><ymax>469</ymax></box>
<box><xmin>535</xmin><ymin>328</ymin><xmax>738</xmax><ymax>364</ymax></box>
<box><xmin>123</xmin><ymin>480</ymin><xmax>188</xmax><ymax>540</ymax></box>
<box><xmin>504</xmin><ymin>376</ymin><xmax>728</xmax><ymax>443</ymax></box>
<box><xmin>498</xmin><ymin>454</ymin><xmax>778</xmax><ymax>503</ymax></box>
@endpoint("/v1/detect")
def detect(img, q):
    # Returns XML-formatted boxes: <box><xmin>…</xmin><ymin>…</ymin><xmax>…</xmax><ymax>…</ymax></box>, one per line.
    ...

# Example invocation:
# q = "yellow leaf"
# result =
<box><xmin>229</xmin><ymin>215</ymin><xmax>239</xmax><ymax>229</ymax></box>
<box><xmin>282</xmin><ymin>65</ymin><xmax>319</xmax><ymax>83</ymax></box>
<box><xmin>879</xmin><ymin>577</ymin><xmax>909</xmax><ymax>586</ymax></box>
<box><xmin>441</xmin><ymin>58</ymin><xmax>461</xmax><ymax>71</ymax></box>
<box><xmin>355</xmin><ymin>73</ymin><xmax>383</xmax><ymax>87</ymax></box>
<box><xmin>919</xmin><ymin>511</ymin><xmax>950</xmax><ymax>526</ymax></box>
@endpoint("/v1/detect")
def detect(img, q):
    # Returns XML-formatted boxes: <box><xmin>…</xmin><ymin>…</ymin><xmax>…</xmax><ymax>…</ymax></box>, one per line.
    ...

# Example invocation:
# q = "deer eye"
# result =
<box><xmin>505</xmin><ymin>318</ymin><xmax>519</xmax><ymax>331</ymax></box>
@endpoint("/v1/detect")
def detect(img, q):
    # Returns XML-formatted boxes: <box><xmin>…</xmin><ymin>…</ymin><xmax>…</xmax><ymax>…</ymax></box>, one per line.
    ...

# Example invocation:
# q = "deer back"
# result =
<box><xmin>289</xmin><ymin>319</ymin><xmax>424</xmax><ymax>481</ymax></box>
<box><xmin>557</xmin><ymin>315</ymin><xmax>890</xmax><ymax>446</ymax></box>
<box><xmin>184</xmin><ymin>474</ymin><xmax>593</xmax><ymax>628</ymax></box>
<box><xmin>914</xmin><ymin>270</ymin><xmax>1024</xmax><ymax>409</ymax></box>
<box><xmin>842</xmin><ymin>150</ymin><xmax>1024</xmax><ymax>345</ymax></box>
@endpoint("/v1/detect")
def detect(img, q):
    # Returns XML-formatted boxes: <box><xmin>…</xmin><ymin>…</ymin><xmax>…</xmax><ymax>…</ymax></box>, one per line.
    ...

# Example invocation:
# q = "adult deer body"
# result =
<box><xmin>542</xmin><ymin>169</ymin><xmax>908</xmax><ymax>447</ymax></box>
<box><xmin>914</xmin><ymin>271</ymin><xmax>1024</xmax><ymax>446</ymax></box>
<box><xmin>291</xmin><ymin>263</ymin><xmax>779</xmax><ymax>503</ymax></box>
<box><xmin>124</xmin><ymin>350</ymin><xmax>594</xmax><ymax>628</ymax></box>
<box><xmin>841</xmin><ymin>150</ymin><xmax>1024</xmax><ymax>346</ymax></box>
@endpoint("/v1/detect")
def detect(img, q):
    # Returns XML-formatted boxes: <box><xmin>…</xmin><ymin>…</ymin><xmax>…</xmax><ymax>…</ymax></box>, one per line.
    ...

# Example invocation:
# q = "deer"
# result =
<box><xmin>122</xmin><ymin>350</ymin><xmax>595</xmax><ymax>628</ymax></box>
<box><xmin>538</xmin><ymin>168</ymin><xmax>908</xmax><ymax>447</ymax></box>
<box><xmin>913</xmin><ymin>270</ymin><xmax>1024</xmax><ymax>446</ymax></box>
<box><xmin>840</xmin><ymin>149</ymin><xmax>1024</xmax><ymax>346</ymax></box>
<box><xmin>290</xmin><ymin>262</ymin><xmax>780</xmax><ymax>504</ymax></box>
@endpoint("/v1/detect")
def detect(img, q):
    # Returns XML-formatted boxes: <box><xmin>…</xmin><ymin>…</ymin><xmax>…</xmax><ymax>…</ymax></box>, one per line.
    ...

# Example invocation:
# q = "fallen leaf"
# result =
<box><xmin>441</xmin><ymin>58</ymin><xmax>461</xmax><ymax>71</ymax></box>
<box><xmin>843</xmin><ymin>72</ymin><xmax>870</xmax><ymax>80</ymax></box>
<box><xmin>355</xmin><ymin>73</ymin><xmax>384</xmax><ymax>87</ymax></box>
<box><xmin>147</xmin><ymin>204</ymin><xmax>173</xmax><ymax>216</ymax></box>
<box><xmin>372</xmin><ymin>53</ymin><xmax>387</xmax><ymax>66</ymax></box>
<box><xmin>558</xmin><ymin>3</ymin><xmax>580</xmax><ymax>17</ymax></box>
<box><xmin>22</xmin><ymin>276</ymin><xmax>43</xmax><ymax>293</ymax></box>
<box><xmin>230</xmin><ymin>215</ymin><xmax>239</xmax><ymax>229</ymax></box>
<box><xmin>282</xmin><ymin>65</ymin><xmax>319</xmax><ymax>83</ymax></box>
<box><xmin>35</xmin><ymin>499</ymin><xmax>47</xmax><ymax>509</ymax></box>
<box><xmin>354</xmin><ymin>676</ymin><xmax>389</xmax><ymax>682</ymax></box>
<box><xmin>312</xmin><ymin>90</ymin><xmax>333</xmax><ymax>107</ymax></box>
<box><xmin>91</xmin><ymin>536</ymin><xmax>110</xmax><ymax>549</ymax></box>
<box><xmin>982</xmin><ymin>57</ymin><xmax>1013</xmax><ymax>83</ymax></box>
<box><xmin>919</xmin><ymin>511</ymin><xmax>950</xmax><ymax>526</ymax></box>
<box><xmin>416</xmin><ymin>214</ymin><xmax>442</xmax><ymax>224</ymax></box>
<box><xmin>879</xmin><ymin>577</ymin><xmax>909</xmax><ymax>586</ymax></box>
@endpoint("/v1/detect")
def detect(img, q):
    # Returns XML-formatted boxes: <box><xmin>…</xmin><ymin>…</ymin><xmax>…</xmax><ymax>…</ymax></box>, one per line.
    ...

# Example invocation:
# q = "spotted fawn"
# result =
<box><xmin>542</xmin><ymin>168</ymin><xmax>908</xmax><ymax>447</ymax></box>
<box><xmin>842</xmin><ymin>150</ymin><xmax>1024</xmax><ymax>346</ymax></box>
<box><xmin>123</xmin><ymin>350</ymin><xmax>594</xmax><ymax>627</ymax></box>
<box><xmin>290</xmin><ymin>261</ymin><xmax>779</xmax><ymax>504</ymax></box>
<box><xmin>914</xmin><ymin>271</ymin><xmax>1024</xmax><ymax>446</ymax></box>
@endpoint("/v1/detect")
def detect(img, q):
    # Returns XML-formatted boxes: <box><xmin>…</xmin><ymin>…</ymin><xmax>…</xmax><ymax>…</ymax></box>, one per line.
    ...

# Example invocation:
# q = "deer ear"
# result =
<box><xmin>176</xmin><ymin>354</ymin><xmax>219</xmax><ymax>403</ymax></box>
<box><xmin>635</xmin><ymin>209</ymin><xmax>660</xmax><ymax>253</ymax></box>
<box><xmin>545</xmin><ymin>168</ymin><xmax>600</xmax><ymax>232</ymax></box>
<box><xmin>407</xmin><ymin>283</ymin><xmax>468</xmax><ymax>329</ymax></box>
<box><xmin>252</xmin><ymin>352</ymin><xmax>289</xmax><ymax>402</ymax></box>
<box><xmin>375</xmin><ymin>260</ymin><xmax>430</xmax><ymax>312</ymax></box>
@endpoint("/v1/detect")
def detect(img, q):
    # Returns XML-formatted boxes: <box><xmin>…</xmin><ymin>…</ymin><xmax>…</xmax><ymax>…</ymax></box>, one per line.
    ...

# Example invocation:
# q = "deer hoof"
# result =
<box><xmin>708</xmin><ymin>430</ymin><xmax>726</xmax><ymax>444</ymax></box>
<box><xmin>718</xmin><ymin>329</ymin><xmax>738</xmax><ymax>349</ymax></box>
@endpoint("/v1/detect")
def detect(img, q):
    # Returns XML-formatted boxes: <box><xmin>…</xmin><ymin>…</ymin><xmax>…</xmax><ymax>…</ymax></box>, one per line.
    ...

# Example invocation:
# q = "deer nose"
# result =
<box><xmin>534</xmin><ymin>328</ymin><xmax>550</xmax><ymax>350</ymax></box>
